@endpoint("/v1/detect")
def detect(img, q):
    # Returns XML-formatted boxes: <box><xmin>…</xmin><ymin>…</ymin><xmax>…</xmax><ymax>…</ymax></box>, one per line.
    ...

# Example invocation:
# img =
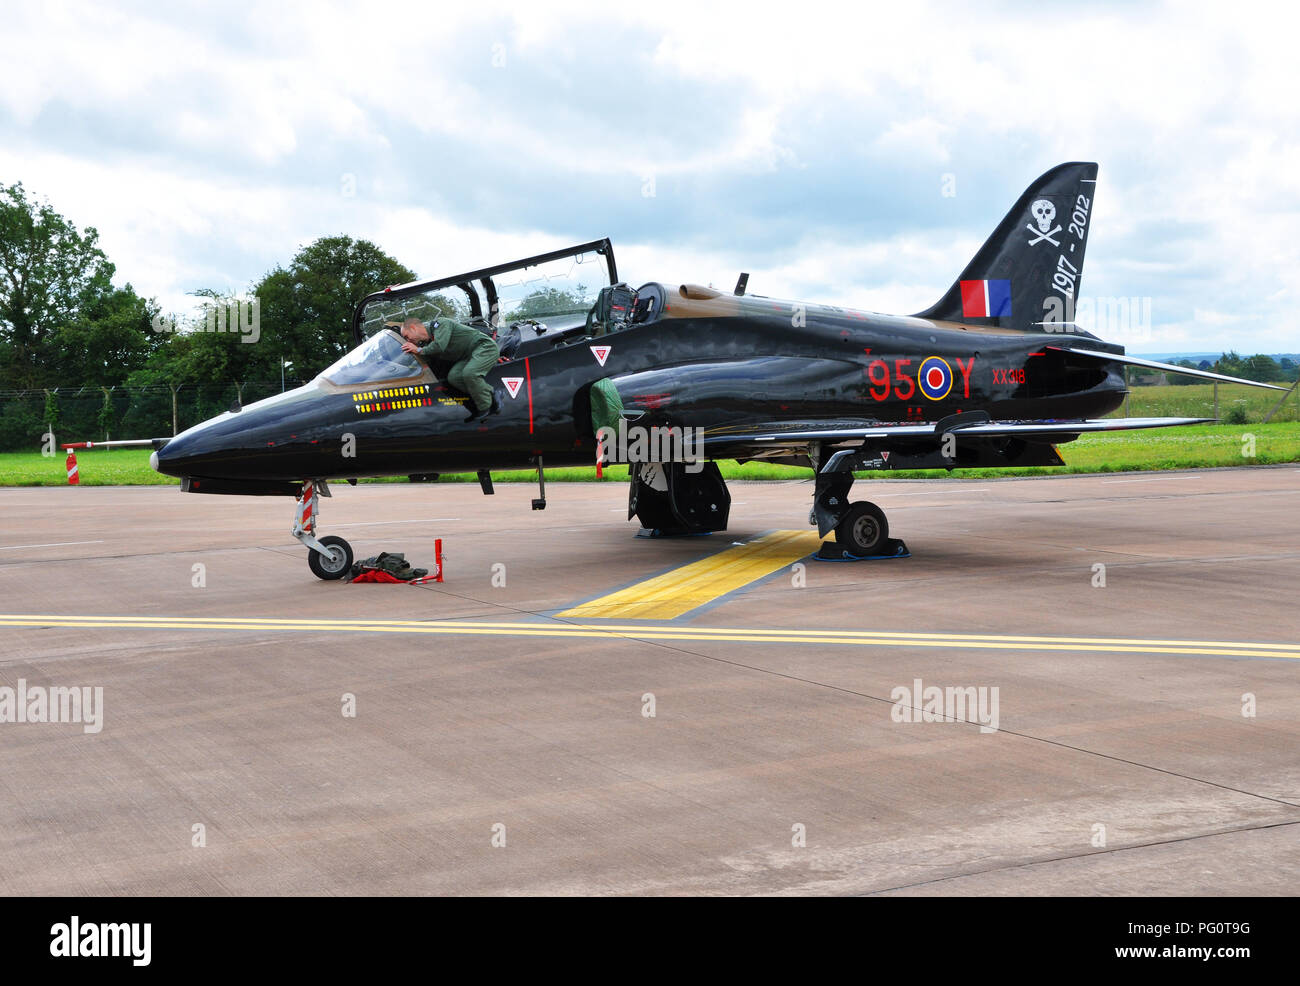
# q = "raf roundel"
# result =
<box><xmin>917</xmin><ymin>356</ymin><xmax>954</xmax><ymax>401</ymax></box>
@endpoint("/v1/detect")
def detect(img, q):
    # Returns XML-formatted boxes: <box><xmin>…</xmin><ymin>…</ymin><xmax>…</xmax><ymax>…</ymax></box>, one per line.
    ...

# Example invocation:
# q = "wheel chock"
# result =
<box><xmin>813</xmin><ymin>537</ymin><xmax>909</xmax><ymax>562</ymax></box>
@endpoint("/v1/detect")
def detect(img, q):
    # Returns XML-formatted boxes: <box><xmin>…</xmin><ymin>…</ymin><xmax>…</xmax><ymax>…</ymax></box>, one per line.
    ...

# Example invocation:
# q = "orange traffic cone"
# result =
<box><xmin>66</xmin><ymin>450</ymin><xmax>79</xmax><ymax>485</ymax></box>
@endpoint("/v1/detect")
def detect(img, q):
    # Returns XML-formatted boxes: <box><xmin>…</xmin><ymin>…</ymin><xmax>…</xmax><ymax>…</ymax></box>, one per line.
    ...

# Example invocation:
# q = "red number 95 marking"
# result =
<box><xmin>866</xmin><ymin>356</ymin><xmax>974</xmax><ymax>401</ymax></box>
<box><xmin>865</xmin><ymin>359</ymin><xmax>915</xmax><ymax>401</ymax></box>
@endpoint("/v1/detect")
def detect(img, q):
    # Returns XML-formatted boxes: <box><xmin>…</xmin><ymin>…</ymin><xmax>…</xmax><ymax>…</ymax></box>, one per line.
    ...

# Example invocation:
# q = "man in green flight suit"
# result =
<box><xmin>398</xmin><ymin>316</ymin><xmax>501</xmax><ymax>421</ymax></box>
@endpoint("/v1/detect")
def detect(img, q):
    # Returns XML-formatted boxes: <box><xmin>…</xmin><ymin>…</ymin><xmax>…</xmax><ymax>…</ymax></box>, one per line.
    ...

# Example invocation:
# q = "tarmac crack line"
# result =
<box><xmin>512</xmin><ymin>616</ymin><xmax>1300</xmax><ymax>813</ymax></box>
<box><xmin>860</xmin><ymin>815</ymin><xmax>1300</xmax><ymax>896</ymax></box>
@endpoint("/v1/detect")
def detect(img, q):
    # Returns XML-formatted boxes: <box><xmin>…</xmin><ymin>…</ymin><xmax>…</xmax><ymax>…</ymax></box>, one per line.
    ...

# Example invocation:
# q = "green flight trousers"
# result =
<box><xmin>447</xmin><ymin>339</ymin><xmax>498</xmax><ymax>411</ymax></box>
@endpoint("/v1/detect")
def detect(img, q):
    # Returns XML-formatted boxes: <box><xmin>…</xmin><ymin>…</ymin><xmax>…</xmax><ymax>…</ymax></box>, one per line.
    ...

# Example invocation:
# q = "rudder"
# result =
<box><xmin>914</xmin><ymin>161</ymin><xmax>1098</xmax><ymax>332</ymax></box>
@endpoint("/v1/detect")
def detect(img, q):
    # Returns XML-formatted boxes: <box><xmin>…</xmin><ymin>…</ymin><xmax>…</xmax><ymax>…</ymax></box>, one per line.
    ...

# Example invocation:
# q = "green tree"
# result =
<box><xmin>120</xmin><ymin>238</ymin><xmax>418</xmax><ymax>435</ymax></box>
<box><xmin>1241</xmin><ymin>354</ymin><xmax>1281</xmax><ymax>382</ymax></box>
<box><xmin>122</xmin><ymin>340</ymin><xmax>194</xmax><ymax>437</ymax></box>
<box><xmin>48</xmin><ymin>284</ymin><xmax>161</xmax><ymax>387</ymax></box>
<box><xmin>1168</xmin><ymin>358</ymin><xmax>1201</xmax><ymax>385</ymax></box>
<box><xmin>41</xmin><ymin>388</ymin><xmax>60</xmax><ymax>432</ymax></box>
<box><xmin>173</xmin><ymin>290</ymin><xmax>281</xmax><ymax>391</ymax></box>
<box><xmin>505</xmin><ymin>286</ymin><xmax>589</xmax><ymax>323</ymax></box>
<box><xmin>251</xmin><ymin>236</ymin><xmax>416</xmax><ymax>381</ymax></box>
<box><xmin>97</xmin><ymin>387</ymin><xmax>116</xmax><ymax>439</ymax></box>
<box><xmin>1213</xmin><ymin>351</ymin><xmax>1245</xmax><ymax>378</ymax></box>
<box><xmin>0</xmin><ymin>182</ymin><xmax>117</xmax><ymax>390</ymax></box>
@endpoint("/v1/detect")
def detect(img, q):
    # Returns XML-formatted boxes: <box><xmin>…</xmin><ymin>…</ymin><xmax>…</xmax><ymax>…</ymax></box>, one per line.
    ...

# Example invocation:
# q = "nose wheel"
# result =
<box><xmin>307</xmin><ymin>534</ymin><xmax>354</xmax><ymax>580</ymax></box>
<box><xmin>293</xmin><ymin>480</ymin><xmax>355</xmax><ymax>580</ymax></box>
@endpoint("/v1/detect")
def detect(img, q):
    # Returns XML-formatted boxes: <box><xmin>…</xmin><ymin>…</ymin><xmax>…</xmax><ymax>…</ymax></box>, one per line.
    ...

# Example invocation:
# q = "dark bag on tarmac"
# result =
<box><xmin>349</xmin><ymin>551</ymin><xmax>428</xmax><ymax>582</ymax></box>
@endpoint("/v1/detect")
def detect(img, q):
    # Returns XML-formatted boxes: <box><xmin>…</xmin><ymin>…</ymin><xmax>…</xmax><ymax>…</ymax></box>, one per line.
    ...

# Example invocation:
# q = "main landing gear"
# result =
<box><xmin>811</xmin><ymin>449</ymin><xmax>907</xmax><ymax>560</ymax></box>
<box><xmin>628</xmin><ymin>461</ymin><xmax>731</xmax><ymax>536</ymax></box>
<box><xmin>293</xmin><ymin>479</ymin><xmax>354</xmax><ymax>580</ymax></box>
<box><xmin>834</xmin><ymin>501</ymin><xmax>890</xmax><ymax>555</ymax></box>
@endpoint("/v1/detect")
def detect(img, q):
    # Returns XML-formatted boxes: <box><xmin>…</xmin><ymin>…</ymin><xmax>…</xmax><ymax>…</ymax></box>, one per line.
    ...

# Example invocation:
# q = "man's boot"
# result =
<box><xmin>465</xmin><ymin>392</ymin><xmax>500</xmax><ymax>422</ymax></box>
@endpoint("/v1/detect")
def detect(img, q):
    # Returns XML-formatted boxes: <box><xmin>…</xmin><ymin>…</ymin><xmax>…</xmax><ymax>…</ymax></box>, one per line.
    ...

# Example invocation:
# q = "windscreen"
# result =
<box><xmin>320</xmin><ymin>330</ymin><xmax>424</xmax><ymax>386</ymax></box>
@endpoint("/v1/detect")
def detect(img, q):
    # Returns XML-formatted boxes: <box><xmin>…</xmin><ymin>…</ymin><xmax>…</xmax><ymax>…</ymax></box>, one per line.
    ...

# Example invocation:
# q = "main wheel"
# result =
<box><xmin>835</xmin><ymin>501</ymin><xmax>888</xmax><ymax>556</ymax></box>
<box><xmin>308</xmin><ymin>535</ymin><xmax>354</xmax><ymax>580</ymax></box>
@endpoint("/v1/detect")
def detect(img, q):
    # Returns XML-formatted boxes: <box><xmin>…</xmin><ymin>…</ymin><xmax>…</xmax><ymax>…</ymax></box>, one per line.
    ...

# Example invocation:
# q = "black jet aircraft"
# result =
<box><xmin>152</xmin><ymin>162</ymin><xmax>1286</xmax><ymax>578</ymax></box>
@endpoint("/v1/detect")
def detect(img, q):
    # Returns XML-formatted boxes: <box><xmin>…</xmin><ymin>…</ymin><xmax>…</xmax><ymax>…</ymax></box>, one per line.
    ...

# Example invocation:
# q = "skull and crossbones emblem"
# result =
<box><xmin>1026</xmin><ymin>199</ymin><xmax>1061</xmax><ymax>246</ymax></box>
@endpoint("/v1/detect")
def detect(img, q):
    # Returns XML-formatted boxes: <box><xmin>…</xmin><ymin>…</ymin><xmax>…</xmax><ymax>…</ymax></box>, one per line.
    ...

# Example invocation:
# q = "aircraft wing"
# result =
<box><xmin>702</xmin><ymin>416</ymin><xmax>1211</xmax><ymax>452</ymax></box>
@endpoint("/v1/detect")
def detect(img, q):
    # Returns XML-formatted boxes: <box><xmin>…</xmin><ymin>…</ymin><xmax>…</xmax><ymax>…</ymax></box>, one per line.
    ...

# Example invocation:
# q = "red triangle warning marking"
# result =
<box><xmin>503</xmin><ymin>377</ymin><xmax>524</xmax><ymax>398</ymax></box>
<box><xmin>590</xmin><ymin>345</ymin><xmax>611</xmax><ymax>366</ymax></box>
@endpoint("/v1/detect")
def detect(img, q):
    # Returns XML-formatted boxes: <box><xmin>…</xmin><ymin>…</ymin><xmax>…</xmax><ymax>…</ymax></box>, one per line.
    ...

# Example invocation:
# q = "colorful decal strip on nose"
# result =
<box><xmin>353</xmin><ymin>383</ymin><xmax>434</xmax><ymax>413</ymax></box>
<box><xmin>917</xmin><ymin>356</ymin><xmax>953</xmax><ymax>401</ymax></box>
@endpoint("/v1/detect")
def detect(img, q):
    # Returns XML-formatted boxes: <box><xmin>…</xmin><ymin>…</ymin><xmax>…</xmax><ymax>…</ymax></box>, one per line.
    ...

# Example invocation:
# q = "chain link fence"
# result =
<box><xmin>0</xmin><ymin>380</ymin><xmax>305</xmax><ymax>451</ymax></box>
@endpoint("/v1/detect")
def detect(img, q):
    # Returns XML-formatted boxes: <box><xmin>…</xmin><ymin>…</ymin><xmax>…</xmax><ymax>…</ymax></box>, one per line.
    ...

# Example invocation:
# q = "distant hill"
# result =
<box><xmin>1137</xmin><ymin>352</ymin><xmax>1300</xmax><ymax>363</ymax></box>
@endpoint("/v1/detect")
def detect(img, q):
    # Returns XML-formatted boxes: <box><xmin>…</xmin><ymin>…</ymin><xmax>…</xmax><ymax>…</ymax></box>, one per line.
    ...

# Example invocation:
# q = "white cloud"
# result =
<box><xmin>872</xmin><ymin>119</ymin><xmax>954</xmax><ymax>164</ymax></box>
<box><xmin>1</xmin><ymin>0</ymin><xmax>1298</xmax><ymax>354</ymax></box>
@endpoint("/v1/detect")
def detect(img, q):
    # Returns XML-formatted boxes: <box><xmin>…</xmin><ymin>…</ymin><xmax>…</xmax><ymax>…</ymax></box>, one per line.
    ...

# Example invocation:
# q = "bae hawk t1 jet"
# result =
<box><xmin>151</xmin><ymin>162</ymin><xmax>1285</xmax><ymax>577</ymax></box>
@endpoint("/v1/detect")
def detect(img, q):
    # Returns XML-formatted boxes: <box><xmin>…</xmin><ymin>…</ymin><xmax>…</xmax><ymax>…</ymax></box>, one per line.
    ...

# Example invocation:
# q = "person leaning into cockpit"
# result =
<box><xmin>396</xmin><ymin>317</ymin><xmax>501</xmax><ymax>422</ymax></box>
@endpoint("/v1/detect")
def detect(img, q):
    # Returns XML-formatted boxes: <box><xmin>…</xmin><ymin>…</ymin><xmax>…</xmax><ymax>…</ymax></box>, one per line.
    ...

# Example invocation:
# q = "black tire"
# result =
<box><xmin>835</xmin><ymin>501</ymin><xmax>888</xmax><ymax>556</ymax></box>
<box><xmin>308</xmin><ymin>535</ymin><xmax>354</xmax><ymax>580</ymax></box>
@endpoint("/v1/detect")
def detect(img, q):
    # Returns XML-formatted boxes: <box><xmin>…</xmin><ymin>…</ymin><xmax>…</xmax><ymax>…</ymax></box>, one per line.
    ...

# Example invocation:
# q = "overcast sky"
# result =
<box><xmin>2</xmin><ymin>0</ymin><xmax>1296</xmax><ymax>353</ymax></box>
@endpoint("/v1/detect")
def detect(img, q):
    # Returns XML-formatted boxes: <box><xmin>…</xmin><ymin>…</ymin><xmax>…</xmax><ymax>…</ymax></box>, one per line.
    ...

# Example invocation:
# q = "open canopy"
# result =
<box><xmin>352</xmin><ymin>238</ymin><xmax>617</xmax><ymax>345</ymax></box>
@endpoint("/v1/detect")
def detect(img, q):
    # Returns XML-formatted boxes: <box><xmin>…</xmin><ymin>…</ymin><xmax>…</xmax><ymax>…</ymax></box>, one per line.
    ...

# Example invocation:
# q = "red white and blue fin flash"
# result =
<box><xmin>959</xmin><ymin>279</ymin><xmax>1011</xmax><ymax>318</ymax></box>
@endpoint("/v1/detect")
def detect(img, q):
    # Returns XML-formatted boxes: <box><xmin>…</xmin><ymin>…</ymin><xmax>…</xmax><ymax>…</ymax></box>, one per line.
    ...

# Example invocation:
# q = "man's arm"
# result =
<box><xmin>419</xmin><ymin>319</ymin><xmax>454</xmax><ymax>359</ymax></box>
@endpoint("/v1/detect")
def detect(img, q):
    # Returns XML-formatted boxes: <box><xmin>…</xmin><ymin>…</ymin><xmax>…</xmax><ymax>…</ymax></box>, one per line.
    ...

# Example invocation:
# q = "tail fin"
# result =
<box><xmin>914</xmin><ymin>161</ymin><xmax>1098</xmax><ymax>332</ymax></box>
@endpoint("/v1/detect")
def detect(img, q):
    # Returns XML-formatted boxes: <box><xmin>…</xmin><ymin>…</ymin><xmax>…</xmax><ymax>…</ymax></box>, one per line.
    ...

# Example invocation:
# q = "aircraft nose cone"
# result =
<box><xmin>150</xmin><ymin>384</ymin><xmax>320</xmax><ymax>479</ymax></box>
<box><xmin>150</xmin><ymin>424</ymin><xmax>211</xmax><ymax>477</ymax></box>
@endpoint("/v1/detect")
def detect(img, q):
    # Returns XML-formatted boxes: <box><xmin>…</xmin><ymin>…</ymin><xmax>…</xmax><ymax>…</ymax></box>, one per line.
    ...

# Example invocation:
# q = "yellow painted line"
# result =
<box><xmin>4</xmin><ymin>614</ymin><xmax>1300</xmax><ymax>653</ymax></box>
<box><xmin>557</xmin><ymin>529</ymin><xmax>823</xmax><ymax>620</ymax></box>
<box><xmin>0</xmin><ymin>615</ymin><xmax>1297</xmax><ymax>659</ymax></box>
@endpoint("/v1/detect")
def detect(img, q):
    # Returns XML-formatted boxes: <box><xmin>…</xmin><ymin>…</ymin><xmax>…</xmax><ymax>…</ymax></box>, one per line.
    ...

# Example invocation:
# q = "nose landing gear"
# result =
<box><xmin>293</xmin><ymin>479</ymin><xmax>354</xmax><ymax>580</ymax></box>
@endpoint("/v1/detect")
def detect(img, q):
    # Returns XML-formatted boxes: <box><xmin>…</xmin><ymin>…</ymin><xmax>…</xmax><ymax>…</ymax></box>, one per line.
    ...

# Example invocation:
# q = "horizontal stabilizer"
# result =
<box><xmin>1048</xmin><ymin>347</ymin><xmax>1289</xmax><ymax>391</ymax></box>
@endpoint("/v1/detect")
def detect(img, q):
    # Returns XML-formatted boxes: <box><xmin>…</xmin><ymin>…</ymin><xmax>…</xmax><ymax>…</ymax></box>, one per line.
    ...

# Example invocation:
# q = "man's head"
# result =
<box><xmin>399</xmin><ymin>318</ymin><xmax>431</xmax><ymax>345</ymax></box>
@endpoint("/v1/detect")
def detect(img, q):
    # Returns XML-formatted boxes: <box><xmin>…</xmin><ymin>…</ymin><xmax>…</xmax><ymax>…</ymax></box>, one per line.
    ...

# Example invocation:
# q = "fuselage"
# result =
<box><xmin>152</xmin><ymin>283</ymin><xmax>1127</xmax><ymax>482</ymax></box>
